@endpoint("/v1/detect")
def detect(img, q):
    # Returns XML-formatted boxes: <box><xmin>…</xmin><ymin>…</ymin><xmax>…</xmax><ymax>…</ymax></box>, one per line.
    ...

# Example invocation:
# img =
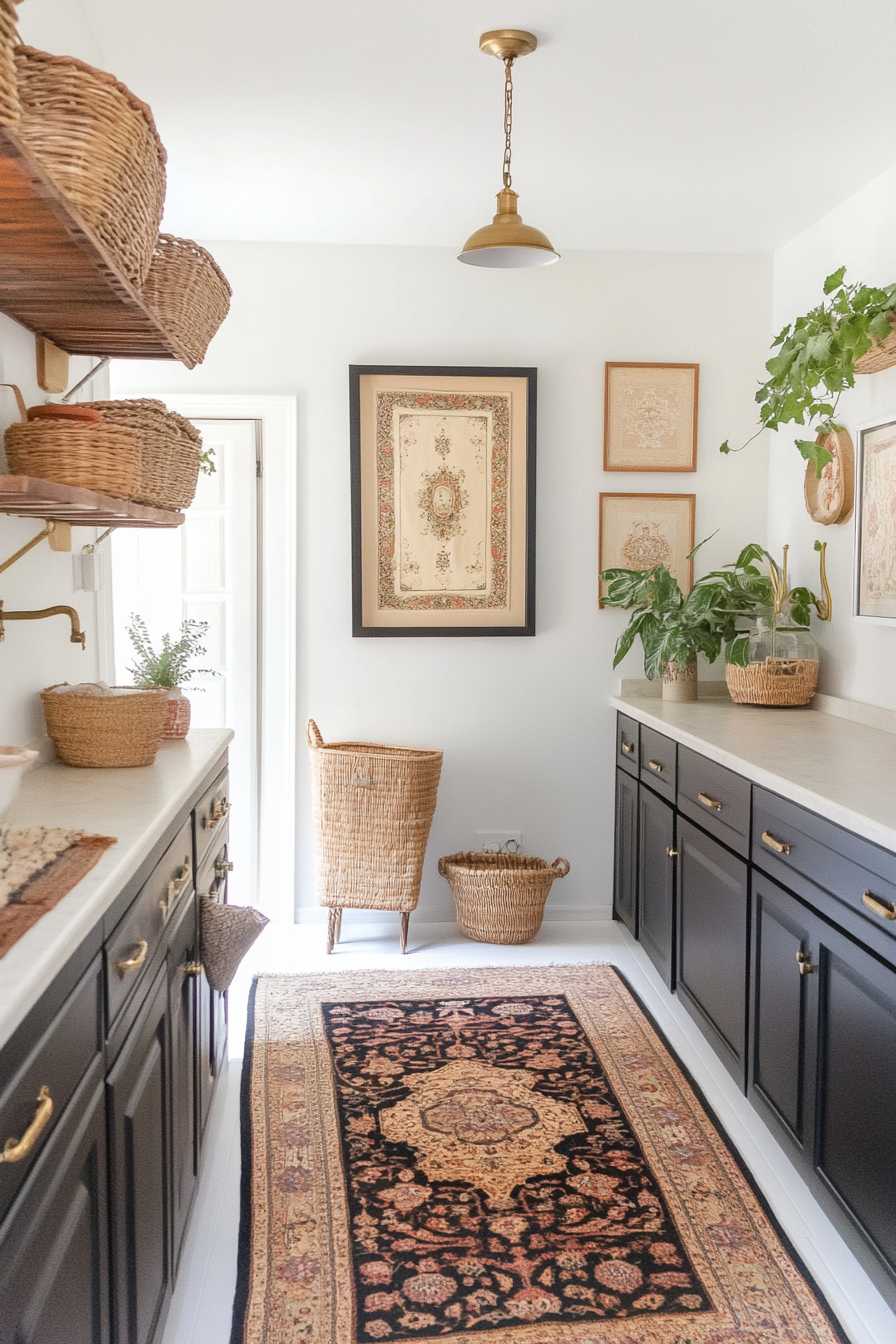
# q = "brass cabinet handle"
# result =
<box><xmin>621</xmin><ymin>740</ymin><xmax>634</xmax><ymax>754</ymax></box>
<box><xmin>698</xmin><ymin>792</ymin><xmax>722</xmax><ymax>811</ymax></box>
<box><xmin>862</xmin><ymin>890</ymin><xmax>896</xmax><ymax>921</ymax></box>
<box><xmin>666</xmin><ymin>847</ymin><xmax>679</xmax><ymax>859</ymax></box>
<box><xmin>1</xmin><ymin>1087</ymin><xmax>53</xmax><ymax>1163</ymax></box>
<box><xmin>178</xmin><ymin>960</ymin><xmax>204</xmax><ymax>976</ymax></box>
<box><xmin>167</xmin><ymin>863</ymin><xmax>191</xmax><ymax>900</ymax></box>
<box><xmin>762</xmin><ymin>830</ymin><xmax>791</xmax><ymax>855</ymax></box>
<box><xmin>214</xmin><ymin>859</ymin><xmax>234</xmax><ymax>876</ymax></box>
<box><xmin>648</xmin><ymin>760</ymin><xmax>664</xmax><ymax>775</ymax></box>
<box><xmin>117</xmin><ymin>939</ymin><xmax>148</xmax><ymax>978</ymax></box>
<box><xmin>796</xmin><ymin>950</ymin><xmax>816</xmax><ymax>976</ymax></box>
<box><xmin>159</xmin><ymin>898</ymin><xmax>168</xmax><ymax>921</ymax></box>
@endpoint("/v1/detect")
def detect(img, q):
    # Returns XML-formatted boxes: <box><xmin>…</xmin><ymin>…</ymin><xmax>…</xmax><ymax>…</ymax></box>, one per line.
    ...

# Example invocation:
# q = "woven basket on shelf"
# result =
<box><xmin>855</xmin><ymin>312</ymin><xmax>896</xmax><ymax>374</ymax></box>
<box><xmin>439</xmin><ymin>851</ymin><xmax>570</xmax><ymax>945</ymax></box>
<box><xmin>41</xmin><ymin>686</ymin><xmax>168</xmax><ymax>768</ymax></box>
<box><xmin>5</xmin><ymin>415</ymin><xmax>140</xmax><ymax>498</ymax></box>
<box><xmin>15</xmin><ymin>46</ymin><xmax>166</xmax><ymax>287</ymax></box>
<box><xmin>725</xmin><ymin>658</ymin><xmax>819</xmax><ymax>707</ymax></box>
<box><xmin>0</xmin><ymin>2</ymin><xmax>20</xmax><ymax>127</ymax></box>
<box><xmin>84</xmin><ymin>399</ymin><xmax>201</xmax><ymax>510</ymax></box>
<box><xmin>141</xmin><ymin>234</ymin><xmax>232</xmax><ymax>369</ymax></box>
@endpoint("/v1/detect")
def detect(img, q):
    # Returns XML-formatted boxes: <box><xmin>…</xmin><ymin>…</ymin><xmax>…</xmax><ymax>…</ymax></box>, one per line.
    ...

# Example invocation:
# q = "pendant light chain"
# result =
<box><xmin>503</xmin><ymin>56</ymin><xmax>514</xmax><ymax>189</ymax></box>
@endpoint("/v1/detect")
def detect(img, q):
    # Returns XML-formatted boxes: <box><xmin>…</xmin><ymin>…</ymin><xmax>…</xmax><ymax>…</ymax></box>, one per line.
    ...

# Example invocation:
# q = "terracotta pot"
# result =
<box><xmin>160</xmin><ymin>687</ymin><xmax>191</xmax><ymax>739</ymax></box>
<box><xmin>662</xmin><ymin>660</ymin><xmax>697</xmax><ymax>703</ymax></box>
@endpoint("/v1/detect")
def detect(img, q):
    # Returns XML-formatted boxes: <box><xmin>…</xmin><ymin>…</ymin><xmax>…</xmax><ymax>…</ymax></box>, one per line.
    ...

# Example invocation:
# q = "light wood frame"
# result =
<box><xmin>603</xmin><ymin>362</ymin><xmax>699</xmax><ymax>472</ymax></box>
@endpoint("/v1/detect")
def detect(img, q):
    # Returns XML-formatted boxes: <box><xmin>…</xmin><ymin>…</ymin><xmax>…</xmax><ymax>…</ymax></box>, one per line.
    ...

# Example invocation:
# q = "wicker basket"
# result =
<box><xmin>307</xmin><ymin>719</ymin><xmax>442</xmax><ymax>944</ymax></box>
<box><xmin>141</xmin><ymin>235</ymin><xmax>232</xmax><ymax>369</ymax></box>
<box><xmin>84</xmin><ymin>399</ymin><xmax>201</xmax><ymax>510</ymax></box>
<box><xmin>15</xmin><ymin>46</ymin><xmax>166</xmax><ymax>288</ymax></box>
<box><xmin>855</xmin><ymin>312</ymin><xmax>896</xmax><ymax>374</ymax></box>
<box><xmin>41</xmin><ymin>685</ymin><xmax>168</xmax><ymax>768</ymax></box>
<box><xmin>439</xmin><ymin>851</ymin><xmax>570</xmax><ymax>945</ymax></box>
<box><xmin>5</xmin><ymin>416</ymin><xmax>140</xmax><ymax>498</ymax></box>
<box><xmin>0</xmin><ymin>2</ymin><xmax>19</xmax><ymax>127</ymax></box>
<box><xmin>725</xmin><ymin>658</ymin><xmax>819</xmax><ymax>707</ymax></box>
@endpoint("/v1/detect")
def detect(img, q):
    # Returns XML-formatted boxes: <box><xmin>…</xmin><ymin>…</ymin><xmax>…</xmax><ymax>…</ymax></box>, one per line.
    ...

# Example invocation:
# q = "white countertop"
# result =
<box><xmin>0</xmin><ymin>728</ymin><xmax>232</xmax><ymax>1051</ymax></box>
<box><xmin>611</xmin><ymin>695</ymin><xmax>896</xmax><ymax>853</ymax></box>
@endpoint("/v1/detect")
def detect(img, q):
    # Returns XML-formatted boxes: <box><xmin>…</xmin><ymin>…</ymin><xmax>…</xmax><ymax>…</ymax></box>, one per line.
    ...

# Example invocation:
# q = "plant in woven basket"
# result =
<box><xmin>721</xmin><ymin>266</ymin><xmax>896</xmax><ymax>476</ymax></box>
<box><xmin>126</xmin><ymin>615</ymin><xmax>218</xmax><ymax>689</ymax></box>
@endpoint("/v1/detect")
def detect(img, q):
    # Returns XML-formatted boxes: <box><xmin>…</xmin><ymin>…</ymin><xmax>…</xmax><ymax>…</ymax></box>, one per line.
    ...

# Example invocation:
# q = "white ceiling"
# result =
<box><xmin>17</xmin><ymin>0</ymin><xmax>896</xmax><ymax>253</ymax></box>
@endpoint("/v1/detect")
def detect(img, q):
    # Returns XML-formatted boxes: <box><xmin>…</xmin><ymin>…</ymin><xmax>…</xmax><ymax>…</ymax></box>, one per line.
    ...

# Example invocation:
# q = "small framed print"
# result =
<box><xmin>350</xmin><ymin>365</ymin><xmax>536</xmax><ymax>636</ymax></box>
<box><xmin>599</xmin><ymin>492</ymin><xmax>696</xmax><ymax>605</ymax></box>
<box><xmin>604</xmin><ymin>362</ymin><xmax>699</xmax><ymax>472</ymax></box>
<box><xmin>855</xmin><ymin>417</ymin><xmax>896</xmax><ymax>622</ymax></box>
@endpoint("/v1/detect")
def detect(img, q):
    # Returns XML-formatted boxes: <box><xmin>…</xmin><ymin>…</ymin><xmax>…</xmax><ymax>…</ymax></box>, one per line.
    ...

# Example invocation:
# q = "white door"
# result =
<box><xmin>111</xmin><ymin>419</ymin><xmax>260</xmax><ymax>899</ymax></box>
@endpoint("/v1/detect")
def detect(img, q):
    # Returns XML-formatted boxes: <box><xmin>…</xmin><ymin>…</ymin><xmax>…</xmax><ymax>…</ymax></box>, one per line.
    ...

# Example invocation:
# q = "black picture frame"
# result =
<box><xmin>350</xmin><ymin>365</ymin><xmax>537</xmax><ymax>637</ymax></box>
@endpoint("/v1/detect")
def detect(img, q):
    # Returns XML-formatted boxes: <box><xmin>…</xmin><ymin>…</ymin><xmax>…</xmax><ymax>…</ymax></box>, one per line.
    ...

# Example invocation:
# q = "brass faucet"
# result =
<box><xmin>0</xmin><ymin>600</ymin><xmax>86</xmax><ymax>648</ymax></box>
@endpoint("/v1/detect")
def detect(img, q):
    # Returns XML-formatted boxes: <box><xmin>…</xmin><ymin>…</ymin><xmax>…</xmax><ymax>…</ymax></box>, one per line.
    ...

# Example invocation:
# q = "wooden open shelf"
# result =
<box><xmin>0</xmin><ymin>125</ymin><xmax>192</xmax><ymax>365</ymax></box>
<box><xmin>0</xmin><ymin>475</ymin><xmax>184</xmax><ymax>527</ymax></box>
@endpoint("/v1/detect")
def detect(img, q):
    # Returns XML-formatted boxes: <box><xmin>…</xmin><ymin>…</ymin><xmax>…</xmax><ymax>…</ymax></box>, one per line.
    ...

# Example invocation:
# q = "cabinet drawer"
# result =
<box><xmin>639</xmin><ymin>725</ymin><xmax>677</xmax><ymax>802</ymax></box>
<box><xmin>753</xmin><ymin>787</ymin><xmax>896</xmax><ymax>946</ymax></box>
<box><xmin>193</xmin><ymin>769</ymin><xmax>231</xmax><ymax>869</ymax></box>
<box><xmin>616</xmin><ymin>714</ymin><xmax>640</xmax><ymax>776</ymax></box>
<box><xmin>105</xmin><ymin>818</ymin><xmax>194</xmax><ymax>1029</ymax></box>
<box><xmin>0</xmin><ymin>955</ymin><xmax>102</xmax><ymax>1227</ymax></box>
<box><xmin>677</xmin><ymin>746</ymin><xmax>751</xmax><ymax>856</ymax></box>
<box><xmin>196</xmin><ymin>827</ymin><xmax>230</xmax><ymax>902</ymax></box>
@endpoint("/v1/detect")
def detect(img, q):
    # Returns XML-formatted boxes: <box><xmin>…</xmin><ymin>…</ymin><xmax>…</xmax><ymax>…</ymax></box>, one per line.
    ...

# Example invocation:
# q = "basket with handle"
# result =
<box><xmin>438</xmin><ymin>850</ymin><xmax>570</xmax><ymax>945</ymax></box>
<box><xmin>83</xmin><ymin>398</ymin><xmax>202</xmax><ymax>510</ymax></box>
<box><xmin>307</xmin><ymin>719</ymin><xmax>443</xmax><ymax>953</ymax></box>
<box><xmin>141</xmin><ymin>234</ymin><xmax>232</xmax><ymax>370</ymax></box>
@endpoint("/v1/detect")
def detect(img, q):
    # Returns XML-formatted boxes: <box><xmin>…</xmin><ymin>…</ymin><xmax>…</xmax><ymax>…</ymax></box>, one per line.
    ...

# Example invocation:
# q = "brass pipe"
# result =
<box><xmin>0</xmin><ymin>600</ymin><xmax>86</xmax><ymax>648</ymax></box>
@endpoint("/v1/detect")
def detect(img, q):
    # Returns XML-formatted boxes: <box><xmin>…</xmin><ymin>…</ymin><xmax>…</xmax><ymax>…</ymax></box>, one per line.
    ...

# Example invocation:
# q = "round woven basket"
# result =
<box><xmin>0</xmin><ymin>2</ymin><xmax>20</xmax><ymax>127</ymax></box>
<box><xmin>855</xmin><ymin>312</ymin><xmax>896</xmax><ymax>374</ymax></box>
<box><xmin>83</xmin><ymin>399</ymin><xmax>201</xmax><ymax>510</ymax></box>
<box><xmin>725</xmin><ymin>658</ymin><xmax>819</xmax><ymax>707</ymax></box>
<box><xmin>438</xmin><ymin>851</ymin><xmax>570</xmax><ymax>945</ymax></box>
<box><xmin>5</xmin><ymin>417</ymin><xmax>140</xmax><ymax>498</ymax></box>
<box><xmin>15</xmin><ymin>46</ymin><xmax>167</xmax><ymax>288</ymax></box>
<box><xmin>40</xmin><ymin>685</ymin><xmax>168</xmax><ymax>768</ymax></box>
<box><xmin>141</xmin><ymin>235</ymin><xmax>232</xmax><ymax>369</ymax></box>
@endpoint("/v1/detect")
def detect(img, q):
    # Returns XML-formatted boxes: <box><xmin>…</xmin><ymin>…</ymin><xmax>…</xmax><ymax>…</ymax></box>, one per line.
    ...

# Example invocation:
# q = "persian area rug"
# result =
<box><xmin>232</xmin><ymin>964</ymin><xmax>846</xmax><ymax>1344</ymax></box>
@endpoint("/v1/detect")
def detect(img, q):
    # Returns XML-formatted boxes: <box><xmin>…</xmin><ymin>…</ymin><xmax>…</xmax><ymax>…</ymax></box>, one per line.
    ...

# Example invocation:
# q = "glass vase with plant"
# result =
<box><xmin>126</xmin><ymin>615</ymin><xmax>218</xmax><ymax>739</ymax></box>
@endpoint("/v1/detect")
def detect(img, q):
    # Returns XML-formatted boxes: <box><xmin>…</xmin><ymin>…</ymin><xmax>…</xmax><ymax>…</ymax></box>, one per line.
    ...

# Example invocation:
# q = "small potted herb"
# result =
<box><xmin>126</xmin><ymin>615</ymin><xmax>218</xmax><ymax>739</ymax></box>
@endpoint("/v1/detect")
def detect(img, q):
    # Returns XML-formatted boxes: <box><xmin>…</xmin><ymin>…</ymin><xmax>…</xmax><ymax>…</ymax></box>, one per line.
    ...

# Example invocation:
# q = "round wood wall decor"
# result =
<box><xmin>804</xmin><ymin>427</ymin><xmax>854</xmax><ymax>525</ymax></box>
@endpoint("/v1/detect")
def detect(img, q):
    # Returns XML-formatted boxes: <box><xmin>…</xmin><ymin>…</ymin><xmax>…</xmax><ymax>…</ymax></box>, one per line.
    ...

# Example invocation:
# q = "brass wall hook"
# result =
<box><xmin>816</xmin><ymin>541</ymin><xmax>832</xmax><ymax>621</ymax></box>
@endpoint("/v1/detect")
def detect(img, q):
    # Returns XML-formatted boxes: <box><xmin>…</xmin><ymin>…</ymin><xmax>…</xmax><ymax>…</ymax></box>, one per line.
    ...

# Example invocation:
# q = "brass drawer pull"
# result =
<box><xmin>698</xmin><ymin>792</ymin><xmax>722</xmax><ymax>811</ymax></box>
<box><xmin>762</xmin><ymin>830</ymin><xmax>791</xmax><ymax>855</ymax></box>
<box><xmin>117</xmin><ymin>939</ymin><xmax>148</xmax><ymax>978</ymax></box>
<box><xmin>214</xmin><ymin>859</ymin><xmax>234</xmax><ymax>876</ymax></box>
<box><xmin>621</xmin><ymin>740</ymin><xmax>634</xmax><ymax>755</ymax></box>
<box><xmin>666</xmin><ymin>847</ymin><xmax>679</xmax><ymax>859</ymax></box>
<box><xmin>1</xmin><ymin>1086</ymin><xmax>53</xmax><ymax>1163</ymax></box>
<box><xmin>167</xmin><ymin>863</ymin><xmax>191</xmax><ymax>900</ymax></box>
<box><xmin>204</xmin><ymin>799</ymin><xmax>231</xmax><ymax>829</ymax></box>
<box><xmin>179</xmin><ymin>961</ymin><xmax>204</xmax><ymax>976</ymax></box>
<box><xmin>796</xmin><ymin>950</ymin><xmax>816</xmax><ymax>976</ymax></box>
<box><xmin>862</xmin><ymin>891</ymin><xmax>896</xmax><ymax>921</ymax></box>
<box><xmin>648</xmin><ymin>760</ymin><xmax>664</xmax><ymax>775</ymax></box>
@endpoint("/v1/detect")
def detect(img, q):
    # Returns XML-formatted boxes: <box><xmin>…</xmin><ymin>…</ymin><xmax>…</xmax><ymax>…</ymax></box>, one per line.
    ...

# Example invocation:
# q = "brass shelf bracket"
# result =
<box><xmin>0</xmin><ymin>519</ymin><xmax>71</xmax><ymax>577</ymax></box>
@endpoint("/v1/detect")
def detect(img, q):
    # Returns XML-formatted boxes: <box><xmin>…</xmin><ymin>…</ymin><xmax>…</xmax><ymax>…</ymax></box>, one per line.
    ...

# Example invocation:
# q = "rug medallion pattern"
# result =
<box><xmin>234</xmin><ymin>966</ymin><xmax>846</xmax><ymax>1344</ymax></box>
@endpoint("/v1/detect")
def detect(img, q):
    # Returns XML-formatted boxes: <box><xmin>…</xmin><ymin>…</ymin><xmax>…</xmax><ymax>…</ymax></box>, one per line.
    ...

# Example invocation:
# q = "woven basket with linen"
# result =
<box><xmin>141</xmin><ymin>234</ymin><xmax>232</xmax><ymax>369</ymax></box>
<box><xmin>307</xmin><ymin>719</ymin><xmax>442</xmax><ymax>913</ymax></box>
<box><xmin>0</xmin><ymin>2</ymin><xmax>19</xmax><ymax>127</ymax></box>
<box><xmin>439</xmin><ymin>851</ymin><xmax>570</xmax><ymax>945</ymax></box>
<box><xmin>5</xmin><ymin>416</ymin><xmax>140</xmax><ymax>498</ymax></box>
<box><xmin>84</xmin><ymin>399</ymin><xmax>202</xmax><ymax>510</ymax></box>
<box><xmin>41</xmin><ymin>685</ymin><xmax>168</xmax><ymax>768</ymax></box>
<box><xmin>200</xmin><ymin>895</ymin><xmax>269</xmax><ymax>993</ymax></box>
<box><xmin>725</xmin><ymin>658</ymin><xmax>819</xmax><ymax>706</ymax></box>
<box><xmin>15</xmin><ymin>46</ymin><xmax>166</xmax><ymax>287</ymax></box>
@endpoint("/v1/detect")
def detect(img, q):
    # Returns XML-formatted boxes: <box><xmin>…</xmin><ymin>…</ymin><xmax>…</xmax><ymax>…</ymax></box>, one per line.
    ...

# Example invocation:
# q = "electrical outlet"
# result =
<box><xmin>474</xmin><ymin>830</ymin><xmax>522</xmax><ymax>854</ymax></box>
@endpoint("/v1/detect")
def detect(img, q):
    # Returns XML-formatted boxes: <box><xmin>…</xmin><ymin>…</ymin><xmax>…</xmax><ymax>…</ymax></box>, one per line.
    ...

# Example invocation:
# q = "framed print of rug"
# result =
<box><xmin>603</xmin><ymin>363</ymin><xmax>699</xmax><ymax>472</ymax></box>
<box><xmin>350</xmin><ymin>367</ymin><xmax>536</xmax><ymax>636</ymax></box>
<box><xmin>598</xmin><ymin>493</ymin><xmax>695</xmax><ymax>605</ymax></box>
<box><xmin>855</xmin><ymin>417</ymin><xmax>896</xmax><ymax>621</ymax></box>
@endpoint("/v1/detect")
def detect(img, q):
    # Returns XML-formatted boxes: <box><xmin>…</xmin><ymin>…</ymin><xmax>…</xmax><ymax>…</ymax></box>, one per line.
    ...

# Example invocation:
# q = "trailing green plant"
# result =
<box><xmin>126</xmin><ymin>615</ymin><xmax>218</xmax><ymax>689</ymax></box>
<box><xmin>199</xmin><ymin>446</ymin><xmax>216</xmax><ymax>475</ymax></box>
<box><xmin>721</xmin><ymin>266</ymin><xmax>896</xmax><ymax>476</ymax></box>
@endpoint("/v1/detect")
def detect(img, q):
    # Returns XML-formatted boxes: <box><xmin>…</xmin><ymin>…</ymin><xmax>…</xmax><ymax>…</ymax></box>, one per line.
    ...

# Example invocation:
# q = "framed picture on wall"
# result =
<box><xmin>350</xmin><ymin>365</ymin><xmax>537</xmax><ymax>636</ymax></box>
<box><xmin>603</xmin><ymin>362</ymin><xmax>699</xmax><ymax>471</ymax></box>
<box><xmin>599</xmin><ymin>492</ymin><xmax>696</xmax><ymax>605</ymax></box>
<box><xmin>855</xmin><ymin>417</ymin><xmax>896</xmax><ymax>621</ymax></box>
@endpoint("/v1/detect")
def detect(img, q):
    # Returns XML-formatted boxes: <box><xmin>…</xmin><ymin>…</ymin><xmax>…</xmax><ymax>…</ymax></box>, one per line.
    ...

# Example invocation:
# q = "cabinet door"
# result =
<box><xmin>676</xmin><ymin>817</ymin><xmax>749</xmax><ymax>1088</ymax></box>
<box><xmin>0</xmin><ymin>1065</ymin><xmax>108</xmax><ymax>1344</ymax></box>
<box><xmin>613</xmin><ymin>770</ymin><xmax>638</xmax><ymax>937</ymax></box>
<box><xmin>168</xmin><ymin>895</ymin><xmax>198</xmax><ymax>1276</ymax></box>
<box><xmin>107</xmin><ymin>967</ymin><xmax>171</xmax><ymax>1344</ymax></box>
<box><xmin>638</xmin><ymin>787</ymin><xmax>676</xmax><ymax>989</ymax></box>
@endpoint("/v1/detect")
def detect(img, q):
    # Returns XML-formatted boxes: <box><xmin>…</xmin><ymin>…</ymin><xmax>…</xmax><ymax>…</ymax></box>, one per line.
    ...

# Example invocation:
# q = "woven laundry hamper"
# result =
<box><xmin>439</xmin><ymin>851</ymin><xmax>570</xmax><ymax>945</ymax></box>
<box><xmin>307</xmin><ymin>719</ymin><xmax>442</xmax><ymax>954</ymax></box>
<box><xmin>83</xmin><ymin>399</ymin><xmax>202</xmax><ymax>510</ymax></box>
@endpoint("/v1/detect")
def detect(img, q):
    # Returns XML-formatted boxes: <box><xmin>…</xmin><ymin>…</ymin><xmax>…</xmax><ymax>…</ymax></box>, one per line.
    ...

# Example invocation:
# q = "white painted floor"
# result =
<box><xmin>161</xmin><ymin>915</ymin><xmax>896</xmax><ymax>1344</ymax></box>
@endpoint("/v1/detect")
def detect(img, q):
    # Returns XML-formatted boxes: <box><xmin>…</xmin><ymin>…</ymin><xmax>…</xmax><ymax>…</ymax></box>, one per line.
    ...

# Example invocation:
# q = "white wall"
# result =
<box><xmin>771</xmin><ymin>164</ymin><xmax>896</xmax><ymax>708</ymax></box>
<box><xmin>113</xmin><ymin>243</ymin><xmax>771</xmax><ymax>920</ymax></box>
<box><xmin>0</xmin><ymin>314</ymin><xmax>108</xmax><ymax>750</ymax></box>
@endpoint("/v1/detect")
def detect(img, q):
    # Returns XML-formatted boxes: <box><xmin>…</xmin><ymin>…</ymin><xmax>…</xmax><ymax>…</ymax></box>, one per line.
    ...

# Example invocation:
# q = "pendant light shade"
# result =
<box><xmin>458</xmin><ymin>29</ymin><xmax>558</xmax><ymax>270</ymax></box>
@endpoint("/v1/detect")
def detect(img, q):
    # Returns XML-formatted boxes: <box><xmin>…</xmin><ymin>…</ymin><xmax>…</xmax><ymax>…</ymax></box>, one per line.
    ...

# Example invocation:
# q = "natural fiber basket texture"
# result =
<box><xmin>40</xmin><ymin>685</ymin><xmax>168</xmax><ymax>768</ymax></box>
<box><xmin>855</xmin><ymin>313</ymin><xmax>896</xmax><ymax>374</ymax></box>
<box><xmin>141</xmin><ymin>234</ymin><xmax>232</xmax><ymax>369</ymax></box>
<box><xmin>200</xmin><ymin>895</ymin><xmax>269</xmax><ymax>992</ymax></box>
<box><xmin>5</xmin><ymin>417</ymin><xmax>140</xmax><ymax>498</ymax></box>
<box><xmin>0</xmin><ymin>2</ymin><xmax>20</xmax><ymax>127</ymax></box>
<box><xmin>439</xmin><ymin>851</ymin><xmax>570</xmax><ymax>945</ymax></box>
<box><xmin>307</xmin><ymin>719</ymin><xmax>443</xmax><ymax>913</ymax></box>
<box><xmin>83</xmin><ymin>398</ymin><xmax>201</xmax><ymax>510</ymax></box>
<box><xmin>15</xmin><ymin>46</ymin><xmax>167</xmax><ymax>287</ymax></box>
<box><xmin>725</xmin><ymin>658</ymin><xmax>819</xmax><ymax>706</ymax></box>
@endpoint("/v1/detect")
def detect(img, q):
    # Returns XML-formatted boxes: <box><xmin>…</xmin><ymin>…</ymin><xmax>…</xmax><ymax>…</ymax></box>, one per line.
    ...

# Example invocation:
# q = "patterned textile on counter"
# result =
<box><xmin>0</xmin><ymin>827</ymin><xmax>116</xmax><ymax>956</ymax></box>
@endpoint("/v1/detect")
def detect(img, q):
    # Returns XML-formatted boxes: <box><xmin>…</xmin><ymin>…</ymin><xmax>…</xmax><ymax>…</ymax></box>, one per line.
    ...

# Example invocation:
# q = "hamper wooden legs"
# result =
<box><xmin>400</xmin><ymin>912</ymin><xmax>409</xmax><ymax>955</ymax></box>
<box><xmin>326</xmin><ymin>908</ymin><xmax>342</xmax><ymax>955</ymax></box>
<box><xmin>335</xmin><ymin>909</ymin><xmax>342</xmax><ymax>943</ymax></box>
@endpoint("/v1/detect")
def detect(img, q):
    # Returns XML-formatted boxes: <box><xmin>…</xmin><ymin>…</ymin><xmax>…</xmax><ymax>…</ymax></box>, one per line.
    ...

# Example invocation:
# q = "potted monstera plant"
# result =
<box><xmin>126</xmin><ymin>615</ymin><xmax>218</xmax><ymax>738</ymax></box>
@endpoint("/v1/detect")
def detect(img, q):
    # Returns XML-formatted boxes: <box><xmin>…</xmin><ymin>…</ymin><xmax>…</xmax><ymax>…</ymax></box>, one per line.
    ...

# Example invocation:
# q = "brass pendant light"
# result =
<box><xmin>458</xmin><ymin>29</ymin><xmax>559</xmax><ymax>269</ymax></box>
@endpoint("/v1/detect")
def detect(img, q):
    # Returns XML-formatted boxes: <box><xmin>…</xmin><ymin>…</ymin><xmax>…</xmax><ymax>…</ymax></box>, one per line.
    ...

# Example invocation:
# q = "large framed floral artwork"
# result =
<box><xmin>350</xmin><ymin>367</ymin><xmax>536</xmax><ymax>636</ymax></box>
<box><xmin>855</xmin><ymin>417</ymin><xmax>896</xmax><ymax>622</ymax></box>
<box><xmin>604</xmin><ymin>362</ymin><xmax>699</xmax><ymax>471</ymax></box>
